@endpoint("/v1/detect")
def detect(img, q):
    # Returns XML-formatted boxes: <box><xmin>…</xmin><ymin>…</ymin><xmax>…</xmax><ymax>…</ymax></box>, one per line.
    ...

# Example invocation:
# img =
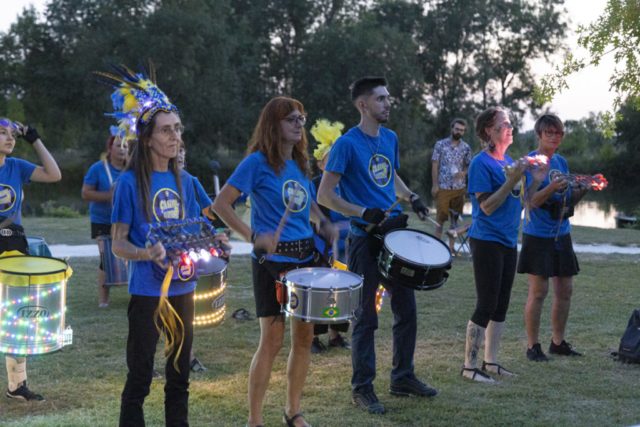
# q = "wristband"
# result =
<box><xmin>409</xmin><ymin>193</ymin><xmax>419</xmax><ymax>203</ymax></box>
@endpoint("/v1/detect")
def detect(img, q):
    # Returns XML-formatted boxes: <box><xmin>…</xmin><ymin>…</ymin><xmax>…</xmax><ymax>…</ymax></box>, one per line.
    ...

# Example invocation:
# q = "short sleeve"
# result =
<box><xmin>325</xmin><ymin>136</ymin><xmax>350</xmax><ymax>175</ymax></box>
<box><xmin>111</xmin><ymin>177</ymin><xmax>135</xmax><ymax>226</ymax></box>
<box><xmin>16</xmin><ymin>159</ymin><xmax>37</xmax><ymax>184</ymax></box>
<box><xmin>393</xmin><ymin>135</ymin><xmax>400</xmax><ymax>170</ymax></box>
<box><xmin>84</xmin><ymin>163</ymin><xmax>100</xmax><ymax>186</ymax></box>
<box><xmin>467</xmin><ymin>157</ymin><xmax>493</xmax><ymax>194</ymax></box>
<box><xmin>227</xmin><ymin>154</ymin><xmax>261</xmax><ymax>194</ymax></box>
<box><xmin>432</xmin><ymin>141</ymin><xmax>441</xmax><ymax>162</ymax></box>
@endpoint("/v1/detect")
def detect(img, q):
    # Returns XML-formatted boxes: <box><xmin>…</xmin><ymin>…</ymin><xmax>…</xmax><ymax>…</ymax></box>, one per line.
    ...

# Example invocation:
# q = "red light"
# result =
<box><xmin>181</xmin><ymin>253</ymin><xmax>191</xmax><ymax>266</ymax></box>
<box><xmin>209</xmin><ymin>248</ymin><xmax>219</xmax><ymax>257</ymax></box>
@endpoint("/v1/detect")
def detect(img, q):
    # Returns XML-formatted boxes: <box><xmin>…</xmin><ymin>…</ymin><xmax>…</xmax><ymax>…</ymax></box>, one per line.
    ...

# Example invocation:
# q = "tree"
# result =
<box><xmin>534</xmin><ymin>0</ymin><xmax>640</xmax><ymax>137</ymax></box>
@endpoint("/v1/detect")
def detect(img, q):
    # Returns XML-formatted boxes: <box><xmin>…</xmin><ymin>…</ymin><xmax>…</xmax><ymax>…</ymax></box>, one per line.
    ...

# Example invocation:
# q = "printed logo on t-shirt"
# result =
<box><xmin>369</xmin><ymin>155</ymin><xmax>392</xmax><ymax>187</ymax></box>
<box><xmin>549</xmin><ymin>169</ymin><xmax>568</xmax><ymax>194</ymax></box>
<box><xmin>0</xmin><ymin>184</ymin><xmax>17</xmax><ymax>212</ymax></box>
<box><xmin>282</xmin><ymin>180</ymin><xmax>308</xmax><ymax>213</ymax></box>
<box><xmin>177</xmin><ymin>261</ymin><xmax>195</xmax><ymax>281</ymax></box>
<box><xmin>153</xmin><ymin>188</ymin><xmax>184</xmax><ymax>221</ymax></box>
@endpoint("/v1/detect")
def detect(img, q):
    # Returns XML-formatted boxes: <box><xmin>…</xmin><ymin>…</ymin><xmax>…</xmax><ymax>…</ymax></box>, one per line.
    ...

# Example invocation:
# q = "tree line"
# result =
<box><xmin>2</xmin><ymin>0</ymin><xmax>636</xmax><ymax>211</ymax></box>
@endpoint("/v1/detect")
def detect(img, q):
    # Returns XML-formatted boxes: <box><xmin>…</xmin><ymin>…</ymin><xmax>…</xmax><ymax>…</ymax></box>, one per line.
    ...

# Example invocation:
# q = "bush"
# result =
<box><xmin>41</xmin><ymin>200</ymin><xmax>81</xmax><ymax>218</ymax></box>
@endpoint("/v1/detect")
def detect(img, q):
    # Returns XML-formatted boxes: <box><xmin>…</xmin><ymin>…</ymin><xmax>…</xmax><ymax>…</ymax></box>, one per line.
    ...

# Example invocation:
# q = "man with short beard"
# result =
<box><xmin>431</xmin><ymin>119</ymin><xmax>471</xmax><ymax>251</ymax></box>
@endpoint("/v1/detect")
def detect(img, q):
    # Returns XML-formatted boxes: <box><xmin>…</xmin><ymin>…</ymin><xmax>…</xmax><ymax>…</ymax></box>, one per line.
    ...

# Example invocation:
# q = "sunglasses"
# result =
<box><xmin>0</xmin><ymin>120</ymin><xmax>19</xmax><ymax>131</ymax></box>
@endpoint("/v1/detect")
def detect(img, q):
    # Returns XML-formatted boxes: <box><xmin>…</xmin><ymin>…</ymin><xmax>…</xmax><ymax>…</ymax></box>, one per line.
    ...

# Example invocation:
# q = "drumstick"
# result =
<box><xmin>365</xmin><ymin>198</ymin><xmax>402</xmax><ymax>232</ymax></box>
<box><xmin>100</xmin><ymin>152</ymin><xmax>114</xmax><ymax>187</ymax></box>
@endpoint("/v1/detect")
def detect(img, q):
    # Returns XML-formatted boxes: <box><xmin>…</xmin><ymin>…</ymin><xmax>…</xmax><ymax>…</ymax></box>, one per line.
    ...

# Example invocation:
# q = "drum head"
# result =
<box><xmin>0</xmin><ymin>256</ymin><xmax>72</xmax><ymax>287</ymax></box>
<box><xmin>284</xmin><ymin>267</ymin><xmax>362</xmax><ymax>290</ymax></box>
<box><xmin>197</xmin><ymin>257</ymin><xmax>227</xmax><ymax>276</ymax></box>
<box><xmin>383</xmin><ymin>229</ymin><xmax>450</xmax><ymax>266</ymax></box>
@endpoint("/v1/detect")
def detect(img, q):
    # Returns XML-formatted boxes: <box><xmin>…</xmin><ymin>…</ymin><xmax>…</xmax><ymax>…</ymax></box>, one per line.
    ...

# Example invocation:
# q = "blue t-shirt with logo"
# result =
<box><xmin>467</xmin><ymin>151</ymin><xmax>522</xmax><ymax>248</ymax></box>
<box><xmin>0</xmin><ymin>158</ymin><xmax>36</xmax><ymax>226</ymax></box>
<box><xmin>523</xmin><ymin>152</ymin><xmax>571</xmax><ymax>238</ymax></box>
<box><xmin>111</xmin><ymin>169</ymin><xmax>199</xmax><ymax>296</ymax></box>
<box><xmin>226</xmin><ymin>151</ymin><xmax>314</xmax><ymax>262</ymax></box>
<box><xmin>83</xmin><ymin>161</ymin><xmax>124</xmax><ymax>225</ymax></box>
<box><xmin>324</xmin><ymin>126</ymin><xmax>402</xmax><ymax>237</ymax></box>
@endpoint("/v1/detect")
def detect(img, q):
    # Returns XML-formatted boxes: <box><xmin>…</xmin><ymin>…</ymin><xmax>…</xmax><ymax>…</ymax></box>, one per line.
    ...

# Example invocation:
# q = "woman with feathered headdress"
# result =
<box><xmin>97</xmin><ymin>62</ymin><xmax>228</xmax><ymax>426</ymax></box>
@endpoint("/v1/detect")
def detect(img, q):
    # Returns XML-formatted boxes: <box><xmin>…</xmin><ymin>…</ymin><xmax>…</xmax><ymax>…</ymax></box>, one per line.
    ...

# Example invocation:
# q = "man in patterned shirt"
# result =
<box><xmin>431</xmin><ymin>118</ymin><xmax>471</xmax><ymax>251</ymax></box>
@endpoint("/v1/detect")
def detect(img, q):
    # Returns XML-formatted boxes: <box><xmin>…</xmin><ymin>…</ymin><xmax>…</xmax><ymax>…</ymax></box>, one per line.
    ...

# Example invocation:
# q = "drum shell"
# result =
<box><xmin>282</xmin><ymin>268</ymin><xmax>362</xmax><ymax>324</ymax></box>
<box><xmin>97</xmin><ymin>236</ymin><xmax>130</xmax><ymax>286</ymax></box>
<box><xmin>194</xmin><ymin>257</ymin><xmax>227</xmax><ymax>327</ymax></box>
<box><xmin>27</xmin><ymin>237</ymin><xmax>52</xmax><ymax>257</ymax></box>
<box><xmin>0</xmin><ymin>257</ymin><xmax>69</xmax><ymax>356</ymax></box>
<box><xmin>378</xmin><ymin>229</ymin><xmax>451</xmax><ymax>291</ymax></box>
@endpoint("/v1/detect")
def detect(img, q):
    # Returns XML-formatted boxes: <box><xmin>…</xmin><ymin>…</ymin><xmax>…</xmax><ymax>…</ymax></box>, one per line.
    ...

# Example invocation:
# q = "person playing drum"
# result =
<box><xmin>212</xmin><ymin>97</ymin><xmax>335</xmax><ymax>427</ymax></box>
<box><xmin>317</xmin><ymin>77</ymin><xmax>433</xmax><ymax>415</ymax></box>
<box><xmin>518</xmin><ymin>115</ymin><xmax>584</xmax><ymax>361</ymax></box>
<box><xmin>81</xmin><ymin>135</ymin><xmax>129</xmax><ymax>307</ymax></box>
<box><xmin>0</xmin><ymin>118</ymin><xmax>61</xmax><ymax>401</ymax></box>
<box><xmin>460</xmin><ymin>107</ymin><xmax>548</xmax><ymax>382</ymax></box>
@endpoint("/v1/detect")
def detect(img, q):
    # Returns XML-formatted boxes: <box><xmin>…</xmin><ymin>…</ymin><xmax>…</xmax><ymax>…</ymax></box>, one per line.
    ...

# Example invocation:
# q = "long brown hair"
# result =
<box><xmin>124</xmin><ymin>113</ymin><xmax>183</xmax><ymax>222</ymax></box>
<box><xmin>246</xmin><ymin>97</ymin><xmax>310</xmax><ymax>177</ymax></box>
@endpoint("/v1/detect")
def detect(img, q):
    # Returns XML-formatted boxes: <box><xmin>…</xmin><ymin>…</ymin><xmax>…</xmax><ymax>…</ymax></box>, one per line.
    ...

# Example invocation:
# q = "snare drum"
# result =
<box><xmin>0</xmin><ymin>256</ymin><xmax>73</xmax><ymax>355</ymax></box>
<box><xmin>97</xmin><ymin>235</ymin><xmax>129</xmax><ymax>286</ymax></box>
<box><xmin>282</xmin><ymin>267</ymin><xmax>363</xmax><ymax>324</ymax></box>
<box><xmin>194</xmin><ymin>257</ymin><xmax>227</xmax><ymax>327</ymax></box>
<box><xmin>378</xmin><ymin>229</ymin><xmax>451</xmax><ymax>291</ymax></box>
<box><xmin>27</xmin><ymin>237</ymin><xmax>52</xmax><ymax>257</ymax></box>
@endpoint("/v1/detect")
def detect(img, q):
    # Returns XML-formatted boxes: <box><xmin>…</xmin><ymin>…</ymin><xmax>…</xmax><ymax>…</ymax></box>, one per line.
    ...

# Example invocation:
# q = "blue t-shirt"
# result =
<box><xmin>523</xmin><ymin>152</ymin><xmax>571</xmax><ymax>238</ymax></box>
<box><xmin>467</xmin><ymin>151</ymin><xmax>523</xmax><ymax>248</ymax></box>
<box><xmin>311</xmin><ymin>174</ymin><xmax>349</xmax><ymax>253</ymax></box>
<box><xmin>324</xmin><ymin>126</ymin><xmax>402</xmax><ymax>236</ymax></box>
<box><xmin>226</xmin><ymin>151</ymin><xmax>314</xmax><ymax>262</ymax></box>
<box><xmin>83</xmin><ymin>161</ymin><xmax>124</xmax><ymax>225</ymax></box>
<box><xmin>111</xmin><ymin>169</ymin><xmax>199</xmax><ymax>296</ymax></box>
<box><xmin>0</xmin><ymin>158</ymin><xmax>36</xmax><ymax>226</ymax></box>
<box><xmin>190</xmin><ymin>176</ymin><xmax>213</xmax><ymax>213</ymax></box>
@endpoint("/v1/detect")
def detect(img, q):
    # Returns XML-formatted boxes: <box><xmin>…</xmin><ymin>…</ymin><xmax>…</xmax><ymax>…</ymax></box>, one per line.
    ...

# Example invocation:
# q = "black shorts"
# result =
<box><xmin>91</xmin><ymin>222</ymin><xmax>111</xmax><ymax>240</ymax></box>
<box><xmin>517</xmin><ymin>233</ymin><xmax>580</xmax><ymax>277</ymax></box>
<box><xmin>251</xmin><ymin>256</ymin><xmax>315</xmax><ymax>318</ymax></box>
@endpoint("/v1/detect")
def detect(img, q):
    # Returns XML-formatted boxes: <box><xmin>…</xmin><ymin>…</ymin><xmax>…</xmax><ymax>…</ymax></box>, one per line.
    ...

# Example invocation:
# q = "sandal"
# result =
<box><xmin>482</xmin><ymin>361</ymin><xmax>515</xmax><ymax>376</ymax></box>
<box><xmin>232</xmin><ymin>308</ymin><xmax>255</xmax><ymax>321</ymax></box>
<box><xmin>283</xmin><ymin>411</ymin><xmax>311</xmax><ymax>427</ymax></box>
<box><xmin>460</xmin><ymin>365</ymin><xmax>492</xmax><ymax>381</ymax></box>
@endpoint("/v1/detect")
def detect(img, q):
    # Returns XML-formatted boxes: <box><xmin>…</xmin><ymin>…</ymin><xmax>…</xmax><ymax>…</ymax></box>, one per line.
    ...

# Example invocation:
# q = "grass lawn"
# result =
<box><xmin>1</xmin><ymin>245</ymin><xmax>639</xmax><ymax>426</ymax></box>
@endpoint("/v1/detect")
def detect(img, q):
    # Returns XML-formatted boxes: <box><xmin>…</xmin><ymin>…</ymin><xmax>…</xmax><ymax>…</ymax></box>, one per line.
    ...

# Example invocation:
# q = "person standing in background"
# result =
<box><xmin>431</xmin><ymin>119</ymin><xmax>471</xmax><ymax>251</ymax></box>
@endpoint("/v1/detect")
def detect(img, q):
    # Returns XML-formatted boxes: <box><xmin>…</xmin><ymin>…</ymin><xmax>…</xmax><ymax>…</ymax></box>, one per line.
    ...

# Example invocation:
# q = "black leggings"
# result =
<box><xmin>469</xmin><ymin>237</ymin><xmax>518</xmax><ymax>328</ymax></box>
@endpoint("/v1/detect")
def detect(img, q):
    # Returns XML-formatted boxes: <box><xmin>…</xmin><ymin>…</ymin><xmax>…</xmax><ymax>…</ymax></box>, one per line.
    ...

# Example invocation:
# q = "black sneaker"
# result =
<box><xmin>352</xmin><ymin>389</ymin><xmax>386</xmax><ymax>414</ymax></box>
<box><xmin>328</xmin><ymin>334</ymin><xmax>351</xmax><ymax>349</ymax></box>
<box><xmin>310</xmin><ymin>337</ymin><xmax>327</xmax><ymax>354</ymax></box>
<box><xmin>152</xmin><ymin>368</ymin><xmax>163</xmax><ymax>380</ymax></box>
<box><xmin>389</xmin><ymin>375</ymin><xmax>437</xmax><ymax>398</ymax></box>
<box><xmin>526</xmin><ymin>343</ymin><xmax>549</xmax><ymax>362</ymax></box>
<box><xmin>190</xmin><ymin>357</ymin><xmax>207</xmax><ymax>372</ymax></box>
<box><xmin>6</xmin><ymin>383</ymin><xmax>45</xmax><ymax>402</ymax></box>
<box><xmin>549</xmin><ymin>340</ymin><xmax>582</xmax><ymax>357</ymax></box>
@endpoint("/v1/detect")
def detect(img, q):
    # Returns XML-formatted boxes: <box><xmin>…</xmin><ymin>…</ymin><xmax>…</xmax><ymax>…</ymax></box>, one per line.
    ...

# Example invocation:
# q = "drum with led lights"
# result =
<box><xmin>97</xmin><ymin>235</ymin><xmax>130</xmax><ymax>286</ymax></box>
<box><xmin>194</xmin><ymin>256</ymin><xmax>227</xmax><ymax>327</ymax></box>
<box><xmin>0</xmin><ymin>256</ymin><xmax>73</xmax><ymax>355</ymax></box>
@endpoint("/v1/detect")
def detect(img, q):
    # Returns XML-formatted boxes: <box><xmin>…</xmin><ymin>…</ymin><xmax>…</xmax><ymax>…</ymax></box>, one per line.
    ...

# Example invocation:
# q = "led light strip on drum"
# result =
<box><xmin>194</xmin><ymin>281</ymin><xmax>226</xmax><ymax>301</ymax></box>
<box><xmin>193</xmin><ymin>307</ymin><xmax>226</xmax><ymax>326</ymax></box>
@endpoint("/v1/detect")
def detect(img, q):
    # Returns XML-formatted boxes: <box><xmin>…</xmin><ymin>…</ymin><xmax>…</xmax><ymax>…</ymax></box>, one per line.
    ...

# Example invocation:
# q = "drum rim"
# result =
<box><xmin>283</xmin><ymin>267</ymin><xmax>363</xmax><ymax>290</ymax></box>
<box><xmin>382</xmin><ymin>228</ymin><xmax>452</xmax><ymax>268</ymax></box>
<box><xmin>0</xmin><ymin>255</ymin><xmax>69</xmax><ymax>276</ymax></box>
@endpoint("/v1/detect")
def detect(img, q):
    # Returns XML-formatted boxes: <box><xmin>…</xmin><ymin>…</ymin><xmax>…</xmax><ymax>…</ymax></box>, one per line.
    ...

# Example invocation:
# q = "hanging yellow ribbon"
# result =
<box><xmin>153</xmin><ymin>265</ymin><xmax>185</xmax><ymax>373</ymax></box>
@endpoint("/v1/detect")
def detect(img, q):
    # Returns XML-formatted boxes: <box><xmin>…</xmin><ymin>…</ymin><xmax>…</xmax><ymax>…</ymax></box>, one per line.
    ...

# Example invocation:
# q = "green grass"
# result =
<box><xmin>22</xmin><ymin>217</ymin><xmax>93</xmax><ymax>246</ymax></box>
<box><xmin>1</xmin><ymin>250</ymin><xmax>639</xmax><ymax>426</ymax></box>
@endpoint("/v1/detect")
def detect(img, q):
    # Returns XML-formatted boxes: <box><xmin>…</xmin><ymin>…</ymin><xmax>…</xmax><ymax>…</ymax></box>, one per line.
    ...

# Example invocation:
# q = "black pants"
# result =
<box><xmin>469</xmin><ymin>237</ymin><xmax>517</xmax><ymax>328</ymax></box>
<box><xmin>119</xmin><ymin>292</ymin><xmax>194</xmax><ymax>427</ymax></box>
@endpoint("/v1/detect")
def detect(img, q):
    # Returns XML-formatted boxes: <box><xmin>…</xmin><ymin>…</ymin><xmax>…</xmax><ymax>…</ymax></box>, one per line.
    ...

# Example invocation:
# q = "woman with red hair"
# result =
<box><xmin>213</xmin><ymin>97</ymin><xmax>334</xmax><ymax>427</ymax></box>
<box><xmin>81</xmin><ymin>135</ymin><xmax>129</xmax><ymax>307</ymax></box>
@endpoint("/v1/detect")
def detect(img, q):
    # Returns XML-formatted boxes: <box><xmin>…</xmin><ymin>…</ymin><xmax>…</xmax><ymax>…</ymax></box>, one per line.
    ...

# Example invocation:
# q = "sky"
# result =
<box><xmin>0</xmin><ymin>0</ymin><xmax>617</xmax><ymax>131</ymax></box>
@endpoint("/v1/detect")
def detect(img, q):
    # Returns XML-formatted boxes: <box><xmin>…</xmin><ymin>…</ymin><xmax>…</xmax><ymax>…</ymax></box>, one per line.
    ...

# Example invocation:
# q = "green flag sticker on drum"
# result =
<box><xmin>323</xmin><ymin>307</ymin><xmax>340</xmax><ymax>318</ymax></box>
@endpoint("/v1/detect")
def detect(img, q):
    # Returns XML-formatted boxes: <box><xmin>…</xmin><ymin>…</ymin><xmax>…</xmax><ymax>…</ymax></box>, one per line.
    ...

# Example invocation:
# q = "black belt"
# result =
<box><xmin>350</xmin><ymin>220</ymin><xmax>369</xmax><ymax>232</ymax></box>
<box><xmin>0</xmin><ymin>228</ymin><xmax>25</xmax><ymax>237</ymax></box>
<box><xmin>274</xmin><ymin>237</ymin><xmax>315</xmax><ymax>259</ymax></box>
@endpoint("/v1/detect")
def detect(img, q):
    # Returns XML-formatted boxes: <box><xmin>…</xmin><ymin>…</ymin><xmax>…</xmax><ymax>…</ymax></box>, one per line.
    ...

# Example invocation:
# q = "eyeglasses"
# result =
<box><xmin>155</xmin><ymin>125</ymin><xmax>185</xmax><ymax>137</ymax></box>
<box><xmin>495</xmin><ymin>123</ymin><xmax>514</xmax><ymax>130</ymax></box>
<box><xmin>282</xmin><ymin>115</ymin><xmax>307</xmax><ymax>126</ymax></box>
<box><xmin>543</xmin><ymin>130</ymin><xmax>564</xmax><ymax>138</ymax></box>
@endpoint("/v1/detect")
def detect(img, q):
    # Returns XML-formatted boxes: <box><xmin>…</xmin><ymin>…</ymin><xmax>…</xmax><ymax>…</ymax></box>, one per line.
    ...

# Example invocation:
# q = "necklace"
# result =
<box><xmin>360</xmin><ymin>127</ymin><xmax>381</xmax><ymax>156</ymax></box>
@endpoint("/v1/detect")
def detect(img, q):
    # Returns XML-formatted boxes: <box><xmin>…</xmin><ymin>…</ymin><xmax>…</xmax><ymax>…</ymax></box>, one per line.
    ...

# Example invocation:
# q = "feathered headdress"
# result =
<box><xmin>94</xmin><ymin>60</ymin><xmax>178</xmax><ymax>140</ymax></box>
<box><xmin>311</xmin><ymin>119</ymin><xmax>344</xmax><ymax>161</ymax></box>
